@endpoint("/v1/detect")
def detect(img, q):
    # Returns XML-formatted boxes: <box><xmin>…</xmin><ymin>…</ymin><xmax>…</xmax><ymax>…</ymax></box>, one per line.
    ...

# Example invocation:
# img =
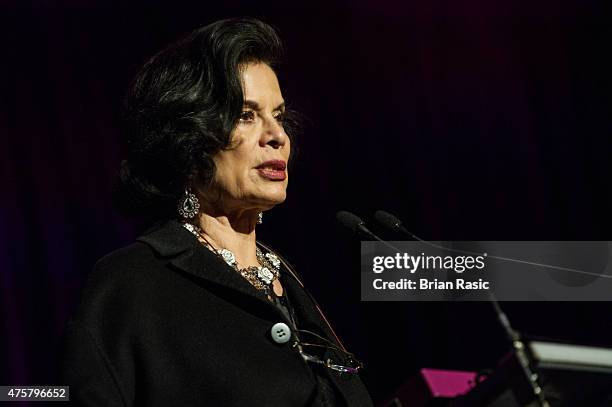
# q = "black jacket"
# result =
<box><xmin>60</xmin><ymin>220</ymin><xmax>373</xmax><ymax>406</ymax></box>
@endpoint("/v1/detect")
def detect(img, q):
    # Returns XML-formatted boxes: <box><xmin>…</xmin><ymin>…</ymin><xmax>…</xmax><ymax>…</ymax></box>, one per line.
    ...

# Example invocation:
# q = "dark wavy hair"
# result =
<box><xmin>115</xmin><ymin>17</ymin><xmax>298</xmax><ymax>223</ymax></box>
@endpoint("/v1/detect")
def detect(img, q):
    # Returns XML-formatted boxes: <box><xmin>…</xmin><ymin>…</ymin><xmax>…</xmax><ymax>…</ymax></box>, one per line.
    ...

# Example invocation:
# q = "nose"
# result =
<box><xmin>260</xmin><ymin>115</ymin><xmax>288</xmax><ymax>149</ymax></box>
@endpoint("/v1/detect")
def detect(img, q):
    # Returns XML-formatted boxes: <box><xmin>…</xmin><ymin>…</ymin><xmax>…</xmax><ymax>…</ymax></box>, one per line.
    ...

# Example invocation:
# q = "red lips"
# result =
<box><xmin>255</xmin><ymin>160</ymin><xmax>287</xmax><ymax>171</ymax></box>
<box><xmin>255</xmin><ymin>160</ymin><xmax>287</xmax><ymax>181</ymax></box>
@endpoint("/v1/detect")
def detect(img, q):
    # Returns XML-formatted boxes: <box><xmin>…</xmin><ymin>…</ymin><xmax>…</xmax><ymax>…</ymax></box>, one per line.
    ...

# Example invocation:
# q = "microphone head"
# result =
<box><xmin>373</xmin><ymin>210</ymin><xmax>402</xmax><ymax>231</ymax></box>
<box><xmin>336</xmin><ymin>211</ymin><xmax>366</xmax><ymax>234</ymax></box>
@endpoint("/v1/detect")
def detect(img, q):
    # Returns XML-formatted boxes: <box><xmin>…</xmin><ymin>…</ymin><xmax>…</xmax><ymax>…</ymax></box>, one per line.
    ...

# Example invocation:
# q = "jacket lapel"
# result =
<box><xmin>137</xmin><ymin>220</ymin><xmax>274</xmax><ymax>309</ymax></box>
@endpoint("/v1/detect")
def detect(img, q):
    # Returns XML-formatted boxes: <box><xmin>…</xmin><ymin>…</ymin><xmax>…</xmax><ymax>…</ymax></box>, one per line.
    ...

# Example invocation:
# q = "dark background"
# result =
<box><xmin>2</xmin><ymin>0</ymin><xmax>611</xmax><ymax>403</ymax></box>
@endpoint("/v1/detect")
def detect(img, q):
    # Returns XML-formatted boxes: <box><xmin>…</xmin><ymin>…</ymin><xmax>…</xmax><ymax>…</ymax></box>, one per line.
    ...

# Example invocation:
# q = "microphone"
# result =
<box><xmin>373</xmin><ymin>210</ymin><xmax>419</xmax><ymax>240</ymax></box>
<box><xmin>335</xmin><ymin>211</ymin><xmax>376</xmax><ymax>239</ymax></box>
<box><xmin>336</xmin><ymin>211</ymin><xmax>402</xmax><ymax>253</ymax></box>
<box><xmin>374</xmin><ymin>210</ymin><xmax>485</xmax><ymax>257</ymax></box>
<box><xmin>375</xmin><ymin>210</ymin><xmax>606</xmax><ymax>281</ymax></box>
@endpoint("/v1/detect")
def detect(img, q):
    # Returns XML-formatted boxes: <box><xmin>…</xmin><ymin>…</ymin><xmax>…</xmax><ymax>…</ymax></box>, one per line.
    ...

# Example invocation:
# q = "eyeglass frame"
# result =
<box><xmin>292</xmin><ymin>329</ymin><xmax>364</xmax><ymax>374</ymax></box>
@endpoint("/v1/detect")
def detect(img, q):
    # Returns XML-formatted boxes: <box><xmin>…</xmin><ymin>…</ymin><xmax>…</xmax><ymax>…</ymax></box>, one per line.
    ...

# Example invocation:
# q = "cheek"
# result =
<box><xmin>217</xmin><ymin>154</ymin><xmax>257</xmax><ymax>190</ymax></box>
<box><xmin>219</xmin><ymin>159</ymin><xmax>251</xmax><ymax>186</ymax></box>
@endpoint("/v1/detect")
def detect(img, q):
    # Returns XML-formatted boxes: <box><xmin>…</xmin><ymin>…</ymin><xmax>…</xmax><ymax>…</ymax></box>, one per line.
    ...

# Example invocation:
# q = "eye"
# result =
<box><xmin>274</xmin><ymin>111</ymin><xmax>285</xmax><ymax>123</ymax></box>
<box><xmin>239</xmin><ymin>110</ymin><xmax>255</xmax><ymax>123</ymax></box>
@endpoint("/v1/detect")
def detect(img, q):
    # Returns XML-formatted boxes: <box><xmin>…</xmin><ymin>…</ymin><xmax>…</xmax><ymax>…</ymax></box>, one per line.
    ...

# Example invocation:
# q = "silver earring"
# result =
<box><xmin>178</xmin><ymin>189</ymin><xmax>200</xmax><ymax>219</ymax></box>
<box><xmin>257</xmin><ymin>212</ymin><xmax>263</xmax><ymax>224</ymax></box>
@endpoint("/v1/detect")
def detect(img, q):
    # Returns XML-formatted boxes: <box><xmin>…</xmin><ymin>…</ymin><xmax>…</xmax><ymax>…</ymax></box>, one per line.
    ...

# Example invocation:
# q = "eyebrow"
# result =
<box><xmin>243</xmin><ymin>100</ymin><xmax>285</xmax><ymax>111</ymax></box>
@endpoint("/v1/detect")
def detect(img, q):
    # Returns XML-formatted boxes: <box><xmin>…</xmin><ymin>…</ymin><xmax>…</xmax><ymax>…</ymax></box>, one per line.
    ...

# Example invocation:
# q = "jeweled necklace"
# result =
<box><xmin>182</xmin><ymin>222</ymin><xmax>281</xmax><ymax>292</ymax></box>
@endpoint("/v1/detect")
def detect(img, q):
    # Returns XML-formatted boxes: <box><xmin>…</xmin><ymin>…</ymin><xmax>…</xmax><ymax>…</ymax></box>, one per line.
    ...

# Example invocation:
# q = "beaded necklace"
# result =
<box><xmin>181</xmin><ymin>222</ymin><xmax>281</xmax><ymax>293</ymax></box>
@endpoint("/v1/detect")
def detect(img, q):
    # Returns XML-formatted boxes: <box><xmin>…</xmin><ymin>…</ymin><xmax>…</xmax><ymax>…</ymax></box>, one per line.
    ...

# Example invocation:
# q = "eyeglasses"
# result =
<box><xmin>292</xmin><ymin>329</ymin><xmax>364</xmax><ymax>374</ymax></box>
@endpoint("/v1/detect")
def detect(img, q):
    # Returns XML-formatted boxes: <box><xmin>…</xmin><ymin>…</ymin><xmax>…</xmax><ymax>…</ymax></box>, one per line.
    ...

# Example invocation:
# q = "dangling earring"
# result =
<box><xmin>257</xmin><ymin>212</ymin><xmax>263</xmax><ymax>224</ymax></box>
<box><xmin>178</xmin><ymin>189</ymin><xmax>200</xmax><ymax>219</ymax></box>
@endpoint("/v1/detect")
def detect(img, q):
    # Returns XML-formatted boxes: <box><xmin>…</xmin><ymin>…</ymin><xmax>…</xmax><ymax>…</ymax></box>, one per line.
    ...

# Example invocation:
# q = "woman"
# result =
<box><xmin>61</xmin><ymin>18</ymin><xmax>373</xmax><ymax>406</ymax></box>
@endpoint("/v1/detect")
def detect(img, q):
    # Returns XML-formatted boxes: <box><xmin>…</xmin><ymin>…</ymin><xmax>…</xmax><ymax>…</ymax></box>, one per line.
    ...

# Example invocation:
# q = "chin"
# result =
<box><xmin>248</xmin><ymin>182</ymin><xmax>288</xmax><ymax>207</ymax></box>
<box><xmin>258</xmin><ymin>189</ymin><xmax>287</xmax><ymax>207</ymax></box>
<box><xmin>268</xmin><ymin>192</ymin><xmax>287</xmax><ymax>205</ymax></box>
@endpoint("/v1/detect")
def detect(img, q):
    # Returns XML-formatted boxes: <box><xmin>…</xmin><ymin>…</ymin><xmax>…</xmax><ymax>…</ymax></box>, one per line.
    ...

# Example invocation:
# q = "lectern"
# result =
<box><xmin>383</xmin><ymin>341</ymin><xmax>612</xmax><ymax>407</ymax></box>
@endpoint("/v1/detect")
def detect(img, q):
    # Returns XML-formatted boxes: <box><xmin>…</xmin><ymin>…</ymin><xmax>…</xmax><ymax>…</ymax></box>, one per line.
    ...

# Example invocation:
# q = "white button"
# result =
<box><xmin>270</xmin><ymin>322</ymin><xmax>291</xmax><ymax>344</ymax></box>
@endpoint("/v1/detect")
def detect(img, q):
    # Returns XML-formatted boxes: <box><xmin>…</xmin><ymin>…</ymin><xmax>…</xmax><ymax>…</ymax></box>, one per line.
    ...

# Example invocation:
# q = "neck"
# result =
<box><xmin>195</xmin><ymin>210</ymin><xmax>260</xmax><ymax>268</ymax></box>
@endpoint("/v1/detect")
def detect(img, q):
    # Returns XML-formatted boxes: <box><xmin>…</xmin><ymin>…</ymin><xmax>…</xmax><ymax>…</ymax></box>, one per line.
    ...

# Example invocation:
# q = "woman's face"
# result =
<box><xmin>205</xmin><ymin>62</ymin><xmax>290</xmax><ymax>214</ymax></box>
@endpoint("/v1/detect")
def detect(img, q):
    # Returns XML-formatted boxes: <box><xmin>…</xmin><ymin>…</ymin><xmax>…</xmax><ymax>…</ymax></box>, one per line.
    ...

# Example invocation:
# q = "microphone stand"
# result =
<box><xmin>364</xmin><ymin>211</ymin><xmax>551</xmax><ymax>406</ymax></box>
<box><xmin>487</xmin><ymin>291</ymin><xmax>550</xmax><ymax>407</ymax></box>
